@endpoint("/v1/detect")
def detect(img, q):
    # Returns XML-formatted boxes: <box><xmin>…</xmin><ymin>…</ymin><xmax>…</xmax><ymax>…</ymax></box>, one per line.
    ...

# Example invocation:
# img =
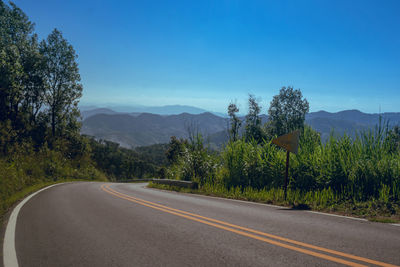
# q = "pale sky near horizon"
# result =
<box><xmin>12</xmin><ymin>0</ymin><xmax>400</xmax><ymax>114</ymax></box>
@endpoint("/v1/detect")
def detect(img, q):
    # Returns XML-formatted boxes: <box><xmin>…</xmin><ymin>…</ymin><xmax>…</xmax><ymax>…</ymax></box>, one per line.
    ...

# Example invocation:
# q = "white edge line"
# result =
<box><xmin>306</xmin><ymin>210</ymin><xmax>368</xmax><ymax>222</ymax></box>
<box><xmin>144</xmin><ymin>184</ymin><xmax>400</xmax><ymax>226</ymax></box>
<box><xmin>3</xmin><ymin>184</ymin><xmax>62</xmax><ymax>267</ymax></box>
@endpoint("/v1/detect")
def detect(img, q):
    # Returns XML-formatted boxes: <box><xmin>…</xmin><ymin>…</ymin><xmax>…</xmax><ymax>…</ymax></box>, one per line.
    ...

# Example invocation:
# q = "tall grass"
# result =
<box><xmin>167</xmin><ymin>124</ymin><xmax>400</xmax><ymax>206</ymax></box>
<box><xmin>165</xmin><ymin>134</ymin><xmax>220</xmax><ymax>185</ymax></box>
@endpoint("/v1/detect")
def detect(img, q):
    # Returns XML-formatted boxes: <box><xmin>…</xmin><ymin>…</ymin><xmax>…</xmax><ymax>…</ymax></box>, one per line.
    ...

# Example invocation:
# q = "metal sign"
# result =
<box><xmin>271</xmin><ymin>130</ymin><xmax>300</xmax><ymax>154</ymax></box>
<box><xmin>271</xmin><ymin>130</ymin><xmax>300</xmax><ymax>200</ymax></box>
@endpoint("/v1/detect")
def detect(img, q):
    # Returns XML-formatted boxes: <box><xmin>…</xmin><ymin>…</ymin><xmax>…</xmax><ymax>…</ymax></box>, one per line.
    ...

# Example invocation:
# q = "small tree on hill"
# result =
<box><xmin>245</xmin><ymin>94</ymin><xmax>264</xmax><ymax>143</ymax></box>
<box><xmin>228</xmin><ymin>102</ymin><xmax>241</xmax><ymax>142</ymax></box>
<box><xmin>166</xmin><ymin>136</ymin><xmax>186</xmax><ymax>164</ymax></box>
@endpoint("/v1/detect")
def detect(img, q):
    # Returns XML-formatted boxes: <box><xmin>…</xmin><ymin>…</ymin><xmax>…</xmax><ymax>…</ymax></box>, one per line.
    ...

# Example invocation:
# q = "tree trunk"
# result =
<box><xmin>51</xmin><ymin>109</ymin><xmax>55</xmax><ymax>137</ymax></box>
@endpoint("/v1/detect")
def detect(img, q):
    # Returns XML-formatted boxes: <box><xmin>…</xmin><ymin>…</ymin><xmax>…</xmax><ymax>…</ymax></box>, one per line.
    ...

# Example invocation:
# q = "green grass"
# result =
<box><xmin>368</xmin><ymin>217</ymin><xmax>398</xmax><ymax>223</ymax></box>
<box><xmin>148</xmin><ymin>182</ymin><xmax>193</xmax><ymax>193</ymax></box>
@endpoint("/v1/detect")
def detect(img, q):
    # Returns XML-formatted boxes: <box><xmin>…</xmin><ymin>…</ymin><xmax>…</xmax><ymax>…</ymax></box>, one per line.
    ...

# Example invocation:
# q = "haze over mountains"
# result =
<box><xmin>80</xmin><ymin>105</ymin><xmax>400</xmax><ymax>149</ymax></box>
<box><xmin>80</xmin><ymin>105</ymin><xmax>226</xmax><ymax>118</ymax></box>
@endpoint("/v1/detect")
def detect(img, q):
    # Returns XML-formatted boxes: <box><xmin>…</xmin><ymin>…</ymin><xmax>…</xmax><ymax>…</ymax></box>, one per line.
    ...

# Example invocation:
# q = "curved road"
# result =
<box><xmin>6</xmin><ymin>182</ymin><xmax>400</xmax><ymax>266</ymax></box>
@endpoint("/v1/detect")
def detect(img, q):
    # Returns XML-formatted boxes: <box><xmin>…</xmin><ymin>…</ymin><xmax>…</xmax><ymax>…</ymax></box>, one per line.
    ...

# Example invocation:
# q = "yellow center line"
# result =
<box><xmin>101</xmin><ymin>184</ymin><xmax>398</xmax><ymax>267</ymax></box>
<box><xmin>103</xmin><ymin>185</ymin><xmax>398</xmax><ymax>267</ymax></box>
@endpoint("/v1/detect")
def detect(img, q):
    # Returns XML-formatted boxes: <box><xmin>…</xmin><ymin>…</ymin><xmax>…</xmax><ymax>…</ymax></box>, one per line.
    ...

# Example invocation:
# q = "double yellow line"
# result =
<box><xmin>101</xmin><ymin>184</ymin><xmax>398</xmax><ymax>267</ymax></box>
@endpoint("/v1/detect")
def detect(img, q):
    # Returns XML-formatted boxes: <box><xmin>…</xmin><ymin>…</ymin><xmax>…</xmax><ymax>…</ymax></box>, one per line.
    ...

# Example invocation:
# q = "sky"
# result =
<box><xmin>12</xmin><ymin>0</ymin><xmax>400</xmax><ymax>114</ymax></box>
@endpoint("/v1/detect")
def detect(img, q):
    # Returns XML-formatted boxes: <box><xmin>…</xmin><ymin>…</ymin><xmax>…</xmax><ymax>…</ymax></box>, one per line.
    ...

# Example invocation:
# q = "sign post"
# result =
<box><xmin>271</xmin><ymin>130</ymin><xmax>300</xmax><ymax>200</ymax></box>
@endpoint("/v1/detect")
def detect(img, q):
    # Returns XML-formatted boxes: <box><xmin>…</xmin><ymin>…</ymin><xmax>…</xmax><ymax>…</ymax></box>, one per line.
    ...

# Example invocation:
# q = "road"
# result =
<box><xmin>7</xmin><ymin>182</ymin><xmax>400</xmax><ymax>266</ymax></box>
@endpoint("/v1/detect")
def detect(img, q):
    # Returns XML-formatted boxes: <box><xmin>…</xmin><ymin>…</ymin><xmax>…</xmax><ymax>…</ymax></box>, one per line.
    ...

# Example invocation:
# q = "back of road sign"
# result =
<box><xmin>272</xmin><ymin>130</ymin><xmax>300</xmax><ymax>154</ymax></box>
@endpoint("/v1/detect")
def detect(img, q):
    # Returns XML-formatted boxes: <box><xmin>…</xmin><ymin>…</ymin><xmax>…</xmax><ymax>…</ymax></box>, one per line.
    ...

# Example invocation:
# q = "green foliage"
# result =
<box><xmin>244</xmin><ymin>94</ymin><xmax>264</xmax><ymax>143</ymax></box>
<box><xmin>88</xmin><ymin>137</ymin><xmax>159</xmax><ymax>180</ymax></box>
<box><xmin>40</xmin><ymin>28</ymin><xmax>82</xmax><ymax>138</ymax></box>
<box><xmin>267</xmin><ymin>86</ymin><xmax>310</xmax><ymax>137</ymax></box>
<box><xmin>0</xmin><ymin>0</ymin><xmax>44</xmax><ymax>139</ymax></box>
<box><xmin>165</xmin><ymin>134</ymin><xmax>219</xmax><ymax>185</ymax></box>
<box><xmin>221</xmin><ymin>139</ymin><xmax>284</xmax><ymax>189</ymax></box>
<box><xmin>0</xmin><ymin>1</ymin><xmax>83</xmax><ymax>150</ymax></box>
<box><xmin>386</xmin><ymin>125</ymin><xmax>400</xmax><ymax>153</ymax></box>
<box><xmin>165</xmin><ymin>136</ymin><xmax>187</xmax><ymax>165</ymax></box>
<box><xmin>135</xmin><ymin>143</ymin><xmax>169</xmax><ymax>166</ymax></box>
<box><xmin>227</xmin><ymin>102</ymin><xmax>241</xmax><ymax>142</ymax></box>
<box><xmin>0</xmin><ymin>147</ymin><xmax>107</xmax><ymax>219</ymax></box>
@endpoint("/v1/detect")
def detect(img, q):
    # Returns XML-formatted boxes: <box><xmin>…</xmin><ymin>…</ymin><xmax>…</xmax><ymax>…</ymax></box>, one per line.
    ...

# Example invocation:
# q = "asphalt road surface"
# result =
<box><xmin>9</xmin><ymin>182</ymin><xmax>400</xmax><ymax>266</ymax></box>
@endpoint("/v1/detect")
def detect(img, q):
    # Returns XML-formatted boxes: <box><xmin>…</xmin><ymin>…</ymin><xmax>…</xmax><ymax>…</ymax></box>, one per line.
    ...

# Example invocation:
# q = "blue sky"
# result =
<box><xmin>13</xmin><ymin>0</ymin><xmax>400</xmax><ymax>113</ymax></box>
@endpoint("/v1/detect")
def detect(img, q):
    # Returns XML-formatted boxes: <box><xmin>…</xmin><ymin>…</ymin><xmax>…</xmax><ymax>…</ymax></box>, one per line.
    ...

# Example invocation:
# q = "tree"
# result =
<box><xmin>0</xmin><ymin>1</ymin><xmax>38</xmax><ymax>123</ymax></box>
<box><xmin>267</xmin><ymin>86</ymin><xmax>309</xmax><ymax>136</ymax></box>
<box><xmin>227</xmin><ymin>102</ymin><xmax>241</xmax><ymax>142</ymax></box>
<box><xmin>245</xmin><ymin>94</ymin><xmax>264</xmax><ymax>143</ymax></box>
<box><xmin>40</xmin><ymin>29</ymin><xmax>82</xmax><ymax>138</ymax></box>
<box><xmin>0</xmin><ymin>0</ymin><xmax>46</xmax><ymax>150</ymax></box>
<box><xmin>166</xmin><ymin>136</ymin><xmax>186</xmax><ymax>164</ymax></box>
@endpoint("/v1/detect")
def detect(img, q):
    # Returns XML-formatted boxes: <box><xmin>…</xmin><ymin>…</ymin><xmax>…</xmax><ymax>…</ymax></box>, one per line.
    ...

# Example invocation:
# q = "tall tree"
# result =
<box><xmin>0</xmin><ymin>0</ymin><xmax>46</xmax><ymax>151</ymax></box>
<box><xmin>40</xmin><ymin>29</ymin><xmax>82</xmax><ymax>137</ymax></box>
<box><xmin>20</xmin><ymin>35</ymin><xmax>46</xmax><ymax>127</ymax></box>
<box><xmin>267</xmin><ymin>86</ymin><xmax>309</xmax><ymax>136</ymax></box>
<box><xmin>227</xmin><ymin>102</ymin><xmax>241</xmax><ymax>142</ymax></box>
<box><xmin>0</xmin><ymin>1</ymin><xmax>37</xmax><ymax>123</ymax></box>
<box><xmin>245</xmin><ymin>94</ymin><xmax>264</xmax><ymax>143</ymax></box>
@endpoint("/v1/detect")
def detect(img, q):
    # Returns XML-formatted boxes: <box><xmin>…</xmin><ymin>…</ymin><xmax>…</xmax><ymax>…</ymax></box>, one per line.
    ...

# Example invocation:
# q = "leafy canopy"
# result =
<box><xmin>267</xmin><ymin>86</ymin><xmax>309</xmax><ymax>136</ymax></box>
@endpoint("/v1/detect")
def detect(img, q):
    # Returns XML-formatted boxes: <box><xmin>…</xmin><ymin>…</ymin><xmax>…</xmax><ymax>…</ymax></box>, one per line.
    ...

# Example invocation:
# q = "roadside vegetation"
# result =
<box><xmin>159</xmin><ymin>88</ymin><xmax>400</xmax><ymax>222</ymax></box>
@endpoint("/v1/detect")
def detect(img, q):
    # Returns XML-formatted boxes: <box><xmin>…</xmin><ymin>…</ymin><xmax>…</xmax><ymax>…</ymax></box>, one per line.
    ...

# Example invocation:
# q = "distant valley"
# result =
<box><xmin>81</xmin><ymin>106</ymin><xmax>400</xmax><ymax>149</ymax></box>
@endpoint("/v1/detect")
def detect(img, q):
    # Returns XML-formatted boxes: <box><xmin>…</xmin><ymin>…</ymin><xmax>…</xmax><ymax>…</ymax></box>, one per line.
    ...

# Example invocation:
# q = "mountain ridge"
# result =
<box><xmin>81</xmin><ymin>107</ymin><xmax>400</xmax><ymax>149</ymax></box>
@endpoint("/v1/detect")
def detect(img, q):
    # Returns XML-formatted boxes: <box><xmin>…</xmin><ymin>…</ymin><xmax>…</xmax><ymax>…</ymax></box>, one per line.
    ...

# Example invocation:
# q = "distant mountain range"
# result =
<box><xmin>80</xmin><ymin>106</ymin><xmax>400</xmax><ymax>149</ymax></box>
<box><xmin>80</xmin><ymin>105</ymin><xmax>226</xmax><ymax>118</ymax></box>
<box><xmin>81</xmin><ymin>112</ymin><xmax>228</xmax><ymax>148</ymax></box>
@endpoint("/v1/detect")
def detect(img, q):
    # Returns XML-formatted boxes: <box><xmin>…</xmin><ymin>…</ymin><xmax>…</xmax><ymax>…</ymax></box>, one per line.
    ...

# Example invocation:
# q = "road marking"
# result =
<box><xmin>102</xmin><ymin>184</ymin><xmax>399</xmax><ymax>267</ymax></box>
<box><xmin>105</xmin><ymin>185</ymin><xmax>397</xmax><ymax>267</ymax></box>
<box><xmin>3</xmin><ymin>184</ymin><xmax>60</xmax><ymax>267</ymax></box>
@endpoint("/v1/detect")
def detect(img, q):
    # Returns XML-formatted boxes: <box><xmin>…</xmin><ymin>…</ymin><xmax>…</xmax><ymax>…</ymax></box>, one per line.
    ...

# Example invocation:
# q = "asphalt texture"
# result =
<box><xmin>13</xmin><ymin>182</ymin><xmax>400</xmax><ymax>266</ymax></box>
